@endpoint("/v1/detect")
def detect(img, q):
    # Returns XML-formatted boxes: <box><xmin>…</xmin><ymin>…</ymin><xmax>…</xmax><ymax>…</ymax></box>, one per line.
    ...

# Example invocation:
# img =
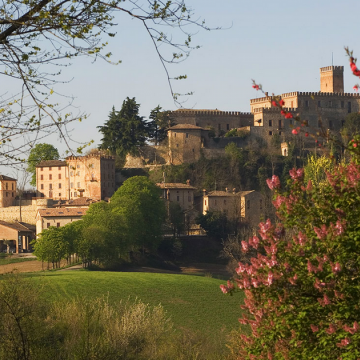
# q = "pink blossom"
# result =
<box><xmin>251</xmin><ymin>236</ymin><xmax>260</xmax><ymax>249</ymax></box>
<box><xmin>334</xmin><ymin>220</ymin><xmax>345</xmax><ymax>236</ymax></box>
<box><xmin>289</xmin><ymin>274</ymin><xmax>298</xmax><ymax>285</ymax></box>
<box><xmin>268</xmin><ymin>351</ymin><xmax>273</xmax><ymax>360</ymax></box>
<box><xmin>236</xmin><ymin>262</ymin><xmax>246</xmax><ymax>274</ymax></box>
<box><xmin>336</xmin><ymin>338</ymin><xmax>351</xmax><ymax>348</ymax></box>
<box><xmin>292</xmin><ymin>129</ymin><xmax>298</xmax><ymax>135</ymax></box>
<box><xmin>241</xmin><ymin>241</ymin><xmax>249</xmax><ymax>252</ymax></box>
<box><xmin>267</xmin><ymin>272</ymin><xmax>274</xmax><ymax>286</ymax></box>
<box><xmin>251</xmin><ymin>278</ymin><xmax>260</xmax><ymax>288</ymax></box>
<box><xmin>306</xmin><ymin>179</ymin><xmax>312</xmax><ymax>191</ymax></box>
<box><xmin>289</xmin><ymin>167</ymin><xmax>304</xmax><ymax>181</ymax></box>
<box><xmin>314</xmin><ymin>278</ymin><xmax>326</xmax><ymax>290</ymax></box>
<box><xmin>307</xmin><ymin>260</ymin><xmax>317</xmax><ymax>274</ymax></box>
<box><xmin>297</xmin><ymin>231</ymin><xmax>307</xmax><ymax>246</ymax></box>
<box><xmin>273</xmin><ymin>195</ymin><xmax>286</xmax><ymax>209</ymax></box>
<box><xmin>220</xmin><ymin>284</ymin><xmax>229</xmax><ymax>294</ymax></box>
<box><xmin>326</xmin><ymin>323</ymin><xmax>337</xmax><ymax>335</ymax></box>
<box><xmin>310</xmin><ymin>324</ymin><xmax>319</xmax><ymax>333</ymax></box>
<box><xmin>266</xmin><ymin>175</ymin><xmax>281</xmax><ymax>190</ymax></box>
<box><xmin>323</xmin><ymin>294</ymin><xmax>331</xmax><ymax>305</ymax></box>
<box><xmin>314</xmin><ymin>225</ymin><xmax>328</xmax><ymax>240</ymax></box>
<box><xmin>331</xmin><ymin>262</ymin><xmax>341</xmax><ymax>273</ymax></box>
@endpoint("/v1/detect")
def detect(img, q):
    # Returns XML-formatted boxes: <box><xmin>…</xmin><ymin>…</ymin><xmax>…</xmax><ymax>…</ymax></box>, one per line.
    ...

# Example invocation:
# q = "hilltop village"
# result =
<box><xmin>0</xmin><ymin>65</ymin><xmax>356</xmax><ymax>253</ymax></box>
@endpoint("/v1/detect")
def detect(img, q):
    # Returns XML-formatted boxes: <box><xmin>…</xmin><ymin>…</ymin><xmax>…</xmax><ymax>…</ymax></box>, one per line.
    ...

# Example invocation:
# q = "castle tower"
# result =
<box><xmin>320</xmin><ymin>66</ymin><xmax>344</xmax><ymax>93</ymax></box>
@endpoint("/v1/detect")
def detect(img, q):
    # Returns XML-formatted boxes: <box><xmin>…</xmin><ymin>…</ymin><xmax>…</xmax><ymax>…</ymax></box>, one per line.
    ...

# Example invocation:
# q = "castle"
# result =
<box><xmin>126</xmin><ymin>65</ymin><xmax>359</xmax><ymax>166</ymax></box>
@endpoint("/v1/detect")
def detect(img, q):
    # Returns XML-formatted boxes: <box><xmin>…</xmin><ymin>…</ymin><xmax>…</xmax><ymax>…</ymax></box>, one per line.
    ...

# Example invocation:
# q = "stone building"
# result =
<box><xmin>0</xmin><ymin>175</ymin><xmax>17</xmax><ymax>207</ymax></box>
<box><xmin>156</xmin><ymin>180</ymin><xmax>196</xmax><ymax>211</ymax></box>
<box><xmin>203</xmin><ymin>189</ymin><xmax>264</xmax><ymax>226</ymax></box>
<box><xmin>36</xmin><ymin>154</ymin><xmax>115</xmax><ymax>200</ymax></box>
<box><xmin>0</xmin><ymin>220</ymin><xmax>35</xmax><ymax>253</ymax></box>
<box><xmin>36</xmin><ymin>207</ymin><xmax>87</xmax><ymax>235</ymax></box>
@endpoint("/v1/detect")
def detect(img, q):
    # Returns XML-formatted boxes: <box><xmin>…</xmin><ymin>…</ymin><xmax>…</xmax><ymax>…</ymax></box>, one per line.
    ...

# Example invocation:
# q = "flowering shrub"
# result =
<box><xmin>222</xmin><ymin>163</ymin><xmax>360</xmax><ymax>359</ymax></box>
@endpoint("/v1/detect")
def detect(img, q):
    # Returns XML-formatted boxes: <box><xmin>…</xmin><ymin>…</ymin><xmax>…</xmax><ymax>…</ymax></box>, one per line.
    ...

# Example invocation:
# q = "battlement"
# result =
<box><xmin>66</xmin><ymin>154</ymin><xmax>115</xmax><ymax>160</ymax></box>
<box><xmin>250</xmin><ymin>96</ymin><xmax>271</xmax><ymax>104</ymax></box>
<box><xmin>173</xmin><ymin>110</ymin><xmax>252</xmax><ymax>116</ymax></box>
<box><xmin>281</xmin><ymin>92</ymin><xmax>298</xmax><ymax>98</ymax></box>
<box><xmin>320</xmin><ymin>66</ymin><xmax>344</xmax><ymax>72</ymax></box>
<box><xmin>253</xmin><ymin>107</ymin><xmax>298</xmax><ymax>114</ymax></box>
<box><xmin>297</xmin><ymin>91</ymin><xmax>360</xmax><ymax>97</ymax></box>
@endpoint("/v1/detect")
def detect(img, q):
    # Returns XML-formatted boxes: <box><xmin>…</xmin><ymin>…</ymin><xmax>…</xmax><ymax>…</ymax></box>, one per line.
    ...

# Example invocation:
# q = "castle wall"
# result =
<box><xmin>171</xmin><ymin>110</ymin><xmax>253</xmax><ymax>136</ymax></box>
<box><xmin>0</xmin><ymin>205</ymin><xmax>37</xmax><ymax>224</ymax></box>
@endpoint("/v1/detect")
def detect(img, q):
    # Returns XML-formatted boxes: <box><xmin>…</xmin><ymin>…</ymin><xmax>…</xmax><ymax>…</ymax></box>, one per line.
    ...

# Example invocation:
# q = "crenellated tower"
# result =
<box><xmin>320</xmin><ymin>66</ymin><xmax>344</xmax><ymax>93</ymax></box>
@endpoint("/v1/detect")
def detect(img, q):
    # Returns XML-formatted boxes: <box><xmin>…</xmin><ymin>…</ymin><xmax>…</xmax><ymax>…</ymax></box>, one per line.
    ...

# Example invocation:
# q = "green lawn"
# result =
<box><xmin>28</xmin><ymin>270</ymin><xmax>245</xmax><ymax>337</ymax></box>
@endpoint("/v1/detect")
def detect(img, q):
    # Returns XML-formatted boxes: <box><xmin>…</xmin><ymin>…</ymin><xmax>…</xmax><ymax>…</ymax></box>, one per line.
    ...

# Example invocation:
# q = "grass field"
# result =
<box><xmin>0</xmin><ymin>256</ymin><xmax>36</xmax><ymax>266</ymax></box>
<box><xmin>27</xmin><ymin>270</ymin><xmax>245</xmax><ymax>338</ymax></box>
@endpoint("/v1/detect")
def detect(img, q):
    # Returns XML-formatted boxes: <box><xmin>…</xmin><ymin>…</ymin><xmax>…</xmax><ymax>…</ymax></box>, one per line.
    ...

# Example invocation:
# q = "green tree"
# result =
<box><xmin>27</xmin><ymin>143</ymin><xmax>59</xmax><ymax>187</ymax></box>
<box><xmin>98</xmin><ymin>99</ymin><xmax>148</xmax><ymax>157</ymax></box>
<box><xmin>167</xmin><ymin>202</ymin><xmax>185</xmax><ymax>237</ymax></box>
<box><xmin>148</xmin><ymin>106</ymin><xmax>174</xmax><ymax>145</ymax></box>
<box><xmin>196</xmin><ymin>211</ymin><xmax>230</xmax><ymax>240</ymax></box>
<box><xmin>341</xmin><ymin>113</ymin><xmax>360</xmax><ymax>139</ymax></box>
<box><xmin>111</xmin><ymin>176</ymin><xmax>166</xmax><ymax>252</ymax></box>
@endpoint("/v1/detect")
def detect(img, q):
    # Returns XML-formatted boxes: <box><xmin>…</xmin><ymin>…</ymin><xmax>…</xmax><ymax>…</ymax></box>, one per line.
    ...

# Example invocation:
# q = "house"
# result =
<box><xmin>0</xmin><ymin>175</ymin><xmax>17</xmax><ymax>207</ymax></box>
<box><xmin>203</xmin><ymin>189</ymin><xmax>263</xmax><ymax>226</ymax></box>
<box><xmin>36</xmin><ymin>154</ymin><xmax>115</xmax><ymax>201</ymax></box>
<box><xmin>0</xmin><ymin>220</ymin><xmax>35</xmax><ymax>253</ymax></box>
<box><xmin>36</xmin><ymin>208</ymin><xmax>87</xmax><ymax>235</ymax></box>
<box><xmin>156</xmin><ymin>180</ymin><xmax>196</xmax><ymax>211</ymax></box>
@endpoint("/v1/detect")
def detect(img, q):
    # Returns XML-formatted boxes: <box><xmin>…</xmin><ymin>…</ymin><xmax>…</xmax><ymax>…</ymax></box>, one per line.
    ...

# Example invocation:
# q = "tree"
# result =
<box><xmin>222</xmin><ymin>164</ymin><xmax>360</xmax><ymax>359</ymax></box>
<box><xmin>196</xmin><ymin>211</ymin><xmax>230</xmax><ymax>240</ymax></box>
<box><xmin>111</xmin><ymin>176</ymin><xmax>166</xmax><ymax>252</ymax></box>
<box><xmin>0</xmin><ymin>1</ymin><xmax>211</xmax><ymax>164</ymax></box>
<box><xmin>98</xmin><ymin>99</ymin><xmax>148</xmax><ymax>157</ymax></box>
<box><xmin>148</xmin><ymin>106</ymin><xmax>175</xmax><ymax>145</ymax></box>
<box><xmin>27</xmin><ymin>143</ymin><xmax>59</xmax><ymax>187</ymax></box>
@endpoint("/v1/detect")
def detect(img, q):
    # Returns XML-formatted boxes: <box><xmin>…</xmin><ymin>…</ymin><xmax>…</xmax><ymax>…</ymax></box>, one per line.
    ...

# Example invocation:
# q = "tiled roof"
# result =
<box><xmin>36</xmin><ymin>160</ymin><xmax>67</xmax><ymax>167</ymax></box>
<box><xmin>64</xmin><ymin>198</ymin><xmax>97</xmax><ymax>207</ymax></box>
<box><xmin>0</xmin><ymin>175</ymin><xmax>17</xmax><ymax>181</ymax></box>
<box><xmin>240</xmin><ymin>190</ymin><xmax>255</xmax><ymax>196</ymax></box>
<box><xmin>0</xmin><ymin>220</ymin><xmax>34</xmax><ymax>232</ymax></box>
<box><xmin>38</xmin><ymin>208</ymin><xmax>87</xmax><ymax>217</ymax></box>
<box><xmin>168</xmin><ymin>124</ymin><xmax>204</xmax><ymax>130</ymax></box>
<box><xmin>206</xmin><ymin>191</ymin><xmax>238</xmax><ymax>197</ymax></box>
<box><xmin>156</xmin><ymin>182</ymin><xmax>196</xmax><ymax>190</ymax></box>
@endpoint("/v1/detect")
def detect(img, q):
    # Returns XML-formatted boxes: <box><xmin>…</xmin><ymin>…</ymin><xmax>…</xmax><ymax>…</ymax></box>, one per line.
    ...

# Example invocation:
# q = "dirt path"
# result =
<box><xmin>0</xmin><ymin>259</ymin><xmax>68</xmax><ymax>274</ymax></box>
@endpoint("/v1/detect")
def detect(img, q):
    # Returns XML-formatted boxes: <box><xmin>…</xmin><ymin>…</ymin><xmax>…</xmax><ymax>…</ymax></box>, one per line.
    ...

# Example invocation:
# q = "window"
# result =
<box><xmin>341</xmin><ymin>120</ymin><xmax>345</xmax><ymax>127</ymax></box>
<box><xmin>289</xmin><ymin>119</ymin><xmax>293</xmax><ymax>125</ymax></box>
<box><xmin>58</xmin><ymin>166</ymin><xmax>61</xmax><ymax>170</ymax></box>
<box><xmin>70</xmin><ymin>182</ymin><xmax>74</xmax><ymax>188</ymax></box>
<box><xmin>58</xmin><ymin>183</ymin><xmax>62</xmax><ymax>189</ymax></box>
<box><xmin>5</xmin><ymin>192</ymin><xmax>8</xmax><ymax>197</ymax></box>
<box><xmin>224</xmin><ymin>199</ymin><xmax>227</xmax><ymax>205</ymax></box>
<box><xmin>57</xmin><ymin>223</ymin><xmax>60</xmax><ymax>228</ymax></box>
<box><xmin>49</xmin><ymin>174</ymin><xmax>52</xmax><ymax>180</ymax></box>
<box><xmin>174</xmin><ymin>133</ymin><xmax>176</xmax><ymax>138</ymax></box>
<box><xmin>59</xmin><ymin>193</ymin><xmax>61</xmax><ymax>197</ymax></box>
<box><xmin>41</xmin><ymin>184</ymin><xmax>44</xmax><ymax>190</ymax></box>
<box><xmin>260</xmin><ymin>199</ymin><xmax>263</xmax><ymax>210</ymax></box>
<box><xmin>318</xmin><ymin>101</ymin><xmax>321</xmax><ymax>108</ymax></box>
<box><xmin>226</xmin><ymin>124</ymin><xmax>229</xmax><ymax>130</ymax></box>
<box><xmin>12</xmin><ymin>192</ymin><xmax>14</xmax><ymax>197</ymax></box>
<box><xmin>11</xmin><ymin>183</ymin><xmax>14</xmax><ymax>190</ymax></box>
<box><xmin>47</xmin><ymin>223</ymin><xmax>50</xmax><ymax>228</ymax></box>
<box><xmin>177</xmin><ymin>196</ymin><xmax>179</xmax><ymax>201</ymax></box>
<box><xmin>74</xmin><ymin>191</ymin><xmax>77</xmax><ymax>197</ymax></box>
<box><xmin>269</xmin><ymin>131</ymin><xmax>273</xmax><ymax>136</ymax></box>
<box><xmin>49</xmin><ymin>167</ymin><xmax>52</xmax><ymax>170</ymax></box>
<box><xmin>41</xmin><ymin>175</ymin><xmax>43</xmax><ymax>180</ymax></box>
<box><xmin>5</xmin><ymin>183</ymin><xmax>8</xmax><ymax>190</ymax></box>
<box><xmin>77</xmin><ymin>171</ymin><xmax>80</xmax><ymax>176</ymax></box>
<box><xmin>192</xmin><ymin>148</ymin><xmax>195</xmax><ymax>152</ymax></box>
<box><xmin>186</xmin><ymin>133</ymin><xmax>189</xmax><ymax>138</ymax></box>
<box><xmin>49</xmin><ymin>184</ymin><xmax>52</xmax><ymax>190</ymax></box>
<box><xmin>41</xmin><ymin>168</ymin><xmax>43</xmax><ymax>171</ymax></box>
<box><xmin>348</xmin><ymin>102</ymin><xmax>352</xmax><ymax>113</ymax></box>
<box><xmin>341</xmin><ymin>101</ymin><xmax>344</xmax><ymax>109</ymax></box>
<box><xmin>305</xmin><ymin>100</ymin><xmax>309</xmax><ymax>107</ymax></box>
<box><xmin>279</xmin><ymin>131</ymin><xmax>282</xmax><ymax>135</ymax></box>
<box><xmin>77</xmin><ymin>182</ymin><xmax>80</xmax><ymax>188</ymax></box>
<box><xmin>70</xmin><ymin>171</ymin><xmax>73</xmax><ymax>176</ymax></box>
<box><xmin>58</xmin><ymin>174</ymin><xmax>61</xmax><ymax>179</ymax></box>
<box><xmin>176</xmin><ymin>144</ymin><xmax>179</xmax><ymax>148</ymax></box>
<box><xmin>269</xmin><ymin>120</ymin><xmax>272</xmax><ymax>127</ymax></box>
<box><xmin>247</xmin><ymin>200</ymin><xmax>250</xmax><ymax>210</ymax></box>
<box><xmin>77</xmin><ymin>164</ymin><xmax>80</xmax><ymax>168</ymax></box>
<box><xmin>304</xmin><ymin>120</ymin><xmax>309</xmax><ymax>127</ymax></box>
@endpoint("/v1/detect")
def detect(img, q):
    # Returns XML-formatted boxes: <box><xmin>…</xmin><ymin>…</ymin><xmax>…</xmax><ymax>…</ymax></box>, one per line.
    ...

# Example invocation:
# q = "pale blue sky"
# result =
<box><xmin>2</xmin><ymin>0</ymin><xmax>360</xmax><ymax>170</ymax></box>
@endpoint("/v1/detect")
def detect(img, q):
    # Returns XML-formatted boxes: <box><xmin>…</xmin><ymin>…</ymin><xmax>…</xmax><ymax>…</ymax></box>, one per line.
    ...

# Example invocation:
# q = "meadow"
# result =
<box><xmin>27</xmin><ymin>270</ymin><xmax>245</xmax><ymax>338</ymax></box>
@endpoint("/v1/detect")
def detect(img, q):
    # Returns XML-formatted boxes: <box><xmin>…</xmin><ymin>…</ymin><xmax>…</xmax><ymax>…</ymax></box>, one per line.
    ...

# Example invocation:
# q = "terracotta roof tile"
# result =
<box><xmin>38</xmin><ymin>208</ymin><xmax>87</xmax><ymax>217</ymax></box>
<box><xmin>156</xmin><ymin>183</ymin><xmax>196</xmax><ymax>190</ymax></box>
<box><xmin>0</xmin><ymin>175</ymin><xmax>17</xmax><ymax>181</ymax></box>
<box><xmin>0</xmin><ymin>220</ymin><xmax>33</xmax><ymax>232</ymax></box>
<box><xmin>206</xmin><ymin>191</ymin><xmax>238</xmax><ymax>197</ymax></box>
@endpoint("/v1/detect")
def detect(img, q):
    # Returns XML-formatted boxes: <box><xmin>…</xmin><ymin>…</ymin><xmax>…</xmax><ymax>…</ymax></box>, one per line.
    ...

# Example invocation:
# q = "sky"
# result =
<box><xmin>2</xmin><ymin>0</ymin><xmax>360</xmax><ymax>178</ymax></box>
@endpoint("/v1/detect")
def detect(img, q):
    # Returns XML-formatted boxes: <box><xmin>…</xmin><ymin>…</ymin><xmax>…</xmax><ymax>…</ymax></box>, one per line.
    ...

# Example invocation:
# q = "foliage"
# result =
<box><xmin>341</xmin><ymin>113</ymin><xmax>360</xmax><ymax>139</ymax></box>
<box><xmin>111</xmin><ymin>176</ymin><xmax>166</xmax><ymax>251</ymax></box>
<box><xmin>148</xmin><ymin>106</ymin><xmax>175</xmax><ymax>145</ymax></box>
<box><xmin>26</xmin><ymin>143</ymin><xmax>59</xmax><ymax>187</ymax></box>
<box><xmin>304</xmin><ymin>154</ymin><xmax>335</xmax><ymax>189</ymax></box>
<box><xmin>0</xmin><ymin>1</ymin><xmax>211</xmax><ymax>163</ymax></box>
<box><xmin>222</xmin><ymin>163</ymin><xmax>360</xmax><ymax>359</ymax></box>
<box><xmin>167</xmin><ymin>202</ymin><xmax>185</xmax><ymax>237</ymax></box>
<box><xmin>196</xmin><ymin>211</ymin><xmax>231</xmax><ymax>240</ymax></box>
<box><xmin>98</xmin><ymin>99</ymin><xmax>148</xmax><ymax>157</ymax></box>
<box><xmin>225</xmin><ymin>129</ymin><xmax>249</xmax><ymax>139</ymax></box>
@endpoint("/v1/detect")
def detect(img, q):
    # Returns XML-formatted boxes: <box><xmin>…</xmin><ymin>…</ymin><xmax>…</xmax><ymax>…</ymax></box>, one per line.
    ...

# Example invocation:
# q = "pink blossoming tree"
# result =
<box><xmin>222</xmin><ymin>161</ymin><xmax>360</xmax><ymax>359</ymax></box>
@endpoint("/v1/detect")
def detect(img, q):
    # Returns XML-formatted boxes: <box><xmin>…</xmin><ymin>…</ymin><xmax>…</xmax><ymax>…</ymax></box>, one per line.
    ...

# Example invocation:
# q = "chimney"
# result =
<box><xmin>225</xmin><ymin>187</ymin><xmax>229</xmax><ymax>193</ymax></box>
<box><xmin>233</xmin><ymin>188</ymin><xmax>236</xmax><ymax>194</ymax></box>
<box><xmin>203</xmin><ymin>189</ymin><xmax>207</xmax><ymax>196</ymax></box>
<box><xmin>265</xmin><ymin>92</ymin><xmax>268</xmax><ymax>97</ymax></box>
<box><xmin>186</xmin><ymin>179</ymin><xmax>190</xmax><ymax>186</ymax></box>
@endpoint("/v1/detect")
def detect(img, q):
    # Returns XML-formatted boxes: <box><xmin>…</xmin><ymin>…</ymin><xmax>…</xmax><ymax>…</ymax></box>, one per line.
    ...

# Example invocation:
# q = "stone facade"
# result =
<box><xmin>36</xmin><ymin>154</ymin><xmax>115</xmax><ymax>201</ymax></box>
<box><xmin>157</xmin><ymin>181</ymin><xmax>196</xmax><ymax>211</ymax></box>
<box><xmin>0</xmin><ymin>175</ymin><xmax>17</xmax><ymax>207</ymax></box>
<box><xmin>203</xmin><ymin>189</ymin><xmax>264</xmax><ymax>226</ymax></box>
